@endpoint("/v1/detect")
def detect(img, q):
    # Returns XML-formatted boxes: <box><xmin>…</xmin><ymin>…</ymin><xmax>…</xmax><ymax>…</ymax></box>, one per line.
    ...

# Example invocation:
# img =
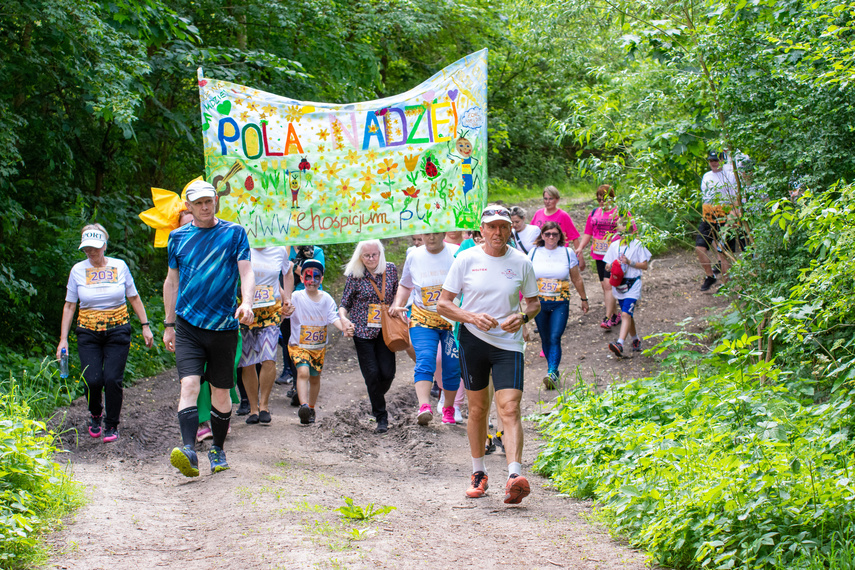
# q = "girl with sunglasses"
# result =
<box><xmin>527</xmin><ymin>222</ymin><xmax>588</xmax><ymax>389</ymax></box>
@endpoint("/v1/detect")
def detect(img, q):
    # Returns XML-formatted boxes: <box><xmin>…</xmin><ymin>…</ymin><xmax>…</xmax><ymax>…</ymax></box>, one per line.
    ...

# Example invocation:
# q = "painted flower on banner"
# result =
<box><xmin>359</xmin><ymin>167</ymin><xmax>377</xmax><ymax>188</ymax></box>
<box><xmin>358</xmin><ymin>188</ymin><xmax>371</xmax><ymax>200</ymax></box>
<box><xmin>345</xmin><ymin>150</ymin><xmax>359</xmax><ymax>165</ymax></box>
<box><xmin>338</xmin><ymin>179</ymin><xmax>353</xmax><ymax>198</ymax></box>
<box><xmin>317</xmin><ymin>129</ymin><xmax>329</xmax><ymax>141</ymax></box>
<box><xmin>285</xmin><ymin>105</ymin><xmax>303</xmax><ymax>122</ymax></box>
<box><xmin>402</xmin><ymin>186</ymin><xmax>420</xmax><ymax>198</ymax></box>
<box><xmin>324</xmin><ymin>161</ymin><xmax>342</xmax><ymax>180</ymax></box>
<box><xmin>377</xmin><ymin>158</ymin><xmax>398</xmax><ymax>177</ymax></box>
<box><xmin>404</xmin><ymin>154</ymin><xmax>419</xmax><ymax>172</ymax></box>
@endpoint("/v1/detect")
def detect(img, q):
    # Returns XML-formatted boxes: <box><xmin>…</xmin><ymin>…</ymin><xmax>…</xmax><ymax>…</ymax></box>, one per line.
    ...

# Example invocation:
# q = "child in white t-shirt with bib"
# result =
<box><xmin>602</xmin><ymin>218</ymin><xmax>652</xmax><ymax>358</ymax></box>
<box><xmin>283</xmin><ymin>259</ymin><xmax>354</xmax><ymax>424</ymax></box>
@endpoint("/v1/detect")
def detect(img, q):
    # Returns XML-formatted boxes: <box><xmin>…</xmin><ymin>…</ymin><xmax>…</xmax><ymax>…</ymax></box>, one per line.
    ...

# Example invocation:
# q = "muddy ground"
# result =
<box><xmin>47</xmin><ymin>202</ymin><xmax>729</xmax><ymax>570</ymax></box>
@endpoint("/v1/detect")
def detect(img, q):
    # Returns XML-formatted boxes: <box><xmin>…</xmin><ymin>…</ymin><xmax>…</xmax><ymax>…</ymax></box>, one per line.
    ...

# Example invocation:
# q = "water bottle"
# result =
<box><xmin>60</xmin><ymin>348</ymin><xmax>69</xmax><ymax>379</ymax></box>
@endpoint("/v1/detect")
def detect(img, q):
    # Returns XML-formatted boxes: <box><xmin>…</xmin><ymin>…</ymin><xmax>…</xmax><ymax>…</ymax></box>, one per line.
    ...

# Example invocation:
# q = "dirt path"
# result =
<box><xmin>47</xmin><ymin>239</ymin><xmax>727</xmax><ymax>570</ymax></box>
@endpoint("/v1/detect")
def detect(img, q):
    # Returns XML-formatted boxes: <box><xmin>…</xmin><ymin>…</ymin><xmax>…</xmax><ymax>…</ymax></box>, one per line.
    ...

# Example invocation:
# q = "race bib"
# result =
<box><xmin>420</xmin><ymin>284</ymin><xmax>442</xmax><ymax>309</ymax></box>
<box><xmin>593</xmin><ymin>238</ymin><xmax>610</xmax><ymax>255</ymax></box>
<box><xmin>252</xmin><ymin>285</ymin><xmax>276</xmax><ymax>308</ymax></box>
<box><xmin>85</xmin><ymin>267</ymin><xmax>119</xmax><ymax>286</ymax></box>
<box><xmin>299</xmin><ymin>325</ymin><xmax>327</xmax><ymax>349</ymax></box>
<box><xmin>537</xmin><ymin>278</ymin><xmax>563</xmax><ymax>297</ymax></box>
<box><xmin>367</xmin><ymin>304</ymin><xmax>382</xmax><ymax>328</ymax></box>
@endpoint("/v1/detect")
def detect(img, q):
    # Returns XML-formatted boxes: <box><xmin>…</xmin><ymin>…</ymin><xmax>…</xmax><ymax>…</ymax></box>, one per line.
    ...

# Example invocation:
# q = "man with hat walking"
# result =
<box><xmin>696</xmin><ymin>150</ymin><xmax>738</xmax><ymax>291</ymax></box>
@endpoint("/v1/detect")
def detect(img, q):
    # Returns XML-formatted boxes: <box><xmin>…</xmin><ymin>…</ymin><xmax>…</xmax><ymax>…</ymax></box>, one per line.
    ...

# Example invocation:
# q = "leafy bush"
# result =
<box><xmin>533</xmin><ymin>337</ymin><xmax>855</xmax><ymax>569</ymax></box>
<box><xmin>0</xmin><ymin>385</ymin><xmax>82</xmax><ymax>567</ymax></box>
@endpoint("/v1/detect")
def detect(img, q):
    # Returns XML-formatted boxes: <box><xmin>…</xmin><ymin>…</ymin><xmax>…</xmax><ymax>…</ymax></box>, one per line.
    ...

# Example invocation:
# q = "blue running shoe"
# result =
<box><xmin>208</xmin><ymin>445</ymin><xmax>230</xmax><ymax>474</ymax></box>
<box><xmin>170</xmin><ymin>445</ymin><xmax>199</xmax><ymax>477</ymax></box>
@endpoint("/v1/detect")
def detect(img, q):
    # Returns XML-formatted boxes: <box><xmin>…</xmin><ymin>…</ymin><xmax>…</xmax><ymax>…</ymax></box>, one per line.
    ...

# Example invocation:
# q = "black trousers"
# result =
<box><xmin>353</xmin><ymin>335</ymin><xmax>396</xmax><ymax>423</ymax></box>
<box><xmin>76</xmin><ymin>323</ymin><xmax>132</xmax><ymax>428</ymax></box>
<box><xmin>279</xmin><ymin>317</ymin><xmax>297</xmax><ymax>378</ymax></box>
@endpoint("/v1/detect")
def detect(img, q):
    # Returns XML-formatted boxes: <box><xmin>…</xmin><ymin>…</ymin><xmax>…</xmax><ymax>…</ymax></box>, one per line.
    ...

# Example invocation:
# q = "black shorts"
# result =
<box><xmin>457</xmin><ymin>326</ymin><xmax>524</xmax><ymax>392</ymax></box>
<box><xmin>696</xmin><ymin>221</ymin><xmax>737</xmax><ymax>253</ymax></box>
<box><xmin>595</xmin><ymin>259</ymin><xmax>611</xmax><ymax>282</ymax></box>
<box><xmin>175</xmin><ymin>316</ymin><xmax>238</xmax><ymax>390</ymax></box>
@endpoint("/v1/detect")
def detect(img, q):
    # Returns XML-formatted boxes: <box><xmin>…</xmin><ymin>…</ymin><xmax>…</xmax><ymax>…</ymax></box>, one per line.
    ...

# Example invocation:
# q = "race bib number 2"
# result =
<box><xmin>299</xmin><ymin>325</ymin><xmax>327</xmax><ymax>349</ymax></box>
<box><xmin>367</xmin><ymin>304</ymin><xmax>382</xmax><ymax>328</ymax></box>
<box><xmin>253</xmin><ymin>285</ymin><xmax>276</xmax><ymax>308</ymax></box>
<box><xmin>85</xmin><ymin>267</ymin><xmax>118</xmax><ymax>286</ymax></box>
<box><xmin>420</xmin><ymin>284</ymin><xmax>442</xmax><ymax>309</ymax></box>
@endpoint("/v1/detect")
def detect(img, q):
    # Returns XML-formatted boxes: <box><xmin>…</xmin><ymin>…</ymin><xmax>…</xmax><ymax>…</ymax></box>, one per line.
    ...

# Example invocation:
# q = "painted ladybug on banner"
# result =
<box><xmin>298</xmin><ymin>157</ymin><xmax>311</xmax><ymax>172</ymax></box>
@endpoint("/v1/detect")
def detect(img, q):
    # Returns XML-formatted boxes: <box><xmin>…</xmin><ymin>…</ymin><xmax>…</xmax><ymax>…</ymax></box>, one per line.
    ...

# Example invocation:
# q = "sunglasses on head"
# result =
<box><xmin>543</xmin><ymin>231</ymin><xmax>560</xmax><ymax>238</ymax></box>
<box><xmin>302</xmin><ymin>270</ymin><xmax>323</xmax><ymax>282</ymax></box>
<box><xmin>481</xmin><ymin>208</ymin><xmax>510</xmax><ymax>218</ymax></box>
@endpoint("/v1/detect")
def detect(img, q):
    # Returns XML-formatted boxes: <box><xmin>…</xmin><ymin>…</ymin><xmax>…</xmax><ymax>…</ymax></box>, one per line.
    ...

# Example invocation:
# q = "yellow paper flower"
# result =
<box><xmin>138</xmin><ymin>176</ymin><xmax>204</xmax><ymax>247</ymax></box>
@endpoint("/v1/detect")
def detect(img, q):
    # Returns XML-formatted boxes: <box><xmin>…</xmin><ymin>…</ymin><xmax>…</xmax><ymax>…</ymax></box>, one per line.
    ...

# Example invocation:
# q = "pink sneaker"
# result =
<box><xmin>417</xmin><ymin>403</ymin><xmax>433</xmax><ymax>425</ymax></box>
<box><xmin>196</xmin><ymin>425</ymin><xmax>213</xmax><ymax>442</ymax></box>
<box><xmin>442</xmin><ymin>406</ymin><xmax>455</xmax><ymax>424</ymax></box>
<box><xmin>610</xmin><ymin>313</ymin><xmax>622</xmax><ymax>327</ymax></box>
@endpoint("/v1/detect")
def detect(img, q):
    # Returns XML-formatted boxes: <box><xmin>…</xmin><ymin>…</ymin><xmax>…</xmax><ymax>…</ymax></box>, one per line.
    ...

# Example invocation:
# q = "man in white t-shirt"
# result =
<box><xmin>438</xmin><ymin>204</ymin><xmax>540</xmax><ymax>505</ymax></box>
<box><xmin>696</xmin><ymin>150</ymin><xmax>738</xmax><ymax>291</ymax></box>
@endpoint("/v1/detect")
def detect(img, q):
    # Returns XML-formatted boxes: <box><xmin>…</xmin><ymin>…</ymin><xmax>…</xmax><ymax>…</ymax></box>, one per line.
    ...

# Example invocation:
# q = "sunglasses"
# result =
<box><xmin>543</xmin><ymin>231</ymin><xmax>560</xmax><ymax>238</ymax></box>
<box><xmin>302</xmin><ymin>270</ymin><xmax>323</xmax><ymax>282</ymax></box>
<box><xmin>481</xmin><ymin>208</ymin><xmax>510</xmax><ymax>218</ymax></box>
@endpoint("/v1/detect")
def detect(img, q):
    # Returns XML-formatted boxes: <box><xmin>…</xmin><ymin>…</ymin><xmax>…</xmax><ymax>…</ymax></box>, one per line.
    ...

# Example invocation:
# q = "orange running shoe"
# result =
<box><xmin>504</xmin><ymin>474</ymin><xmax>531</xmax><ymax>504</ymax></box>
<box><xmin>466</xmin><ymin>471</ymin><xmax>489</xmax><ymax>498</ymax></box>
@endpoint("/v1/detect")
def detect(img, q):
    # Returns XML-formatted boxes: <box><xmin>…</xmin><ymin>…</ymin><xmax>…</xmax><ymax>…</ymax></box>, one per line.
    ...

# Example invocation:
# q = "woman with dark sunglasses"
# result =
<box><xmin>528</xmin><ymin>222</ymin><xmax>588</xmax><ymax>389</ymax></box>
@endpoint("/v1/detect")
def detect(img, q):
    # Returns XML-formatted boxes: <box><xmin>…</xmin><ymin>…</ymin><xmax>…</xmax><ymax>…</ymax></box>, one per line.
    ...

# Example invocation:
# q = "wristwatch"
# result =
<box><xmin>164</xmin><ymin>322</ymin><xmax>175</xmax><ymax>328</ymax></box>
<box><xmin>520</xmin><ymin>312</ymin><xmax>530</xmax><ymax>324</ymax></box>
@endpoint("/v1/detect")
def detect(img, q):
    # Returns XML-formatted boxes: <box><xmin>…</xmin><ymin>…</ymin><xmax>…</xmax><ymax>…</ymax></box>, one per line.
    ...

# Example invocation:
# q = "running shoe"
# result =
<box><xmin>454</xmin><ymin>406</ymin><xmax>463</xmax><ymax>424</ymax></box>
<box><xmin>375</xmin><ymin>417</ymin><xmax>389</xmax><ymax>434</ymax></box>
<box><xmin>631</xmin><ymin>338</ymin><xmax>642</xmax><ymax>352</ymax></box>
<box><xmin>170</xmin><ymin>445</ymin><xmax>199</xmax><ymax>477</ymax></box>
<box><xmin>610</xmin><ymin>313</ymin><xmax>622</xmax><ymax>327</ymax></box>
<box><xmin>441</xmin><ymin>406</ymin><xmax>455</xmax><ymax>424</ymax></box>
<box><xmin>466</xmin><ymin>471</ymin><xmax>489</xmax><ymax>498</ymax></box>
<box><xmin>485</xmin><ymin>435</ymin><xmax>496</xmax><ymax>455</ymax></box>
<box><xmin>246</xmin><ymin>413</ymin><xmax>259</xmax><ymax>424</ymax></box>
<box><xmin>504</xmin><ymin>474</ymin><xmax>531</xmax><ymax>504</ymax></box>
<box><xmin>609</xmin><ymin>341</ymin><xmax>625</xmax><ymax>358</ymax></box>
<box><xmin>430</xmin><ymin>381</ymin><xmax>441</xmax><ymax>399</ymax></box>
<box><xmin>308</xmin><ymin>408</ymin><xmax>316</xmax><ymax>424</ymax></box>
<box><xmin>290</xmin><ymin>391</ymin><xmax>300</xmax><ymax>407</ymax></box>
<box><xmin>275</xmin><ymin>370</ymin><xmax>293</xmax><ymax>385</ymax></box>
<box><xmin>236</xmin><ymin>399</ymin><xmax>251</xmax><ymax>416</ymax></box>
<box><xmin>543</xmin><ymin>371</ymin><xmax>559</xmax><ymax>390</ymax></box>
<box><xmin>88</xmin><ymin>414</ymin><xmax>102</xmax><ymax>438</ymax></box>
<box><xmin>196</xmin><ymin>424</ymin><xmax>213</xmax><ymax>442</ymax></box>
<box><xmin>600</xmin><ymin>316</ymin><xmax>612</xmax><ymax>330</ymax></box>
<box><xmin>208</xmin><ymin>445</ymin><xmax>230</xmax><ymax>474</ymax></box>
<box><xmin>700</xmin><ymin>275</ymin><xmax>717</xmax><ymax>291</ymax></box>
<box><xmin>102</xmin><ymin>426</ymin><xmax>119</xmax><ymax>443</ymax></box>
<box><xmin>298</xmin><ymin>404</ymin><xmax>312</xmax><ymax>425</ymax></box>
<box><xmin>713</xmin><ymin>262</ymin><xmax>722</xmax><ymax>275</ymax></box>
<box><xmin>259</xmin><ymin>410</ymin><xmax>272</xmax><ymax>424</ymax></box>
<box><xmin>417</xmin><ymin>403</ymin><xmax>433</xmax><ymax>425</ymax></box>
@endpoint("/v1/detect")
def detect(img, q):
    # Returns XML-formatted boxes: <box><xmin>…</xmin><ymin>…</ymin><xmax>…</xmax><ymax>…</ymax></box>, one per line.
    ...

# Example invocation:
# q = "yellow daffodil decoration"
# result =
<box><xmin>138</xmin><ymin>176</ymin><xmax>204</xmax><ymax>247</ymax></box>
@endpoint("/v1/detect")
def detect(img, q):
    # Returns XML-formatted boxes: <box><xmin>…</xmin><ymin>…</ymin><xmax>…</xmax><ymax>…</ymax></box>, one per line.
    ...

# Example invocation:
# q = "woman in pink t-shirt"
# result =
<box><xmin>530</xmin><ymin>186</ymin><xmax>585</xmax><ymax>271</ymax></box>
<box><xmin>576</xmin><ymin>185</ymin><xmax>635</xmax><ymax>330</ymax></box>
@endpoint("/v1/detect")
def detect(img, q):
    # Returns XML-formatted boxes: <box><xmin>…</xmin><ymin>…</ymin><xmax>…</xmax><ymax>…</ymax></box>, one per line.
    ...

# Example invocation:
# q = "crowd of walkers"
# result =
<box><xmin>62</xmin><ymin>162</ymin><xmax>746</xmax><ymax>503</ymax></box>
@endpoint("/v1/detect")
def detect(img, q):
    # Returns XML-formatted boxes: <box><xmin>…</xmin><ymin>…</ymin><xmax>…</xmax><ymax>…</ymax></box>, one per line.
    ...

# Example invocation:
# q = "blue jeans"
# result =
<box><xmin>409</xmin><ymin>325</ymin><xmax>460</xmax><ymax>392</ymax></box>
<box><xmin>534</xmin><ymin>300</ymin><xmax>569</xmax><ymax>374</ymax></box>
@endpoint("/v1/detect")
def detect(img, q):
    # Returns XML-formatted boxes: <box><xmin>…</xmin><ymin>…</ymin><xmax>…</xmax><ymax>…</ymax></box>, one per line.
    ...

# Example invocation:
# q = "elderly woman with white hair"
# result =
<box><xmin>339</xmin><ymin>240</ymin><xmax>399</xmax><ymax>434</ymax></box>
<box><xmin>57</xmin><ymin>224</ymin><xmax>154</xmax><ymax>443</ymax></box>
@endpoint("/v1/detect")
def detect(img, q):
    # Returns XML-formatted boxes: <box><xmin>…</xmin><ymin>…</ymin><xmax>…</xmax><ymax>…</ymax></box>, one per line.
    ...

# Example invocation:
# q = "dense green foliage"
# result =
<box><xmin>534</xmin><ymin>336</ymin><xmax>855</xmax><ymax>569</ymax></box>
<box><xmin>0</xmin><ymin>387</ymin><xmax>82</xmax><ymax>568</ymax></box>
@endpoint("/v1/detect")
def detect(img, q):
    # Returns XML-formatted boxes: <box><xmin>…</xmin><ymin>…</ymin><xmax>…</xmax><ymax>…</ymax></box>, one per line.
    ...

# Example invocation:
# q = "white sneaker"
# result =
<box><xmin>454</xmin><ymin>406</ymin><xmax>463</xmax><ymax>424</ymax></box>
<box><xmin>438</xmin><ymin>392</ymin><xmax>446</xmax><ymax>408</ymax></box>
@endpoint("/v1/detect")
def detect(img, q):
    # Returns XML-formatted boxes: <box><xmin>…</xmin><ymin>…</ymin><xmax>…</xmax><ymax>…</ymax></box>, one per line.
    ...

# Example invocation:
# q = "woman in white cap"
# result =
<box><xmin>57</xmin><ymin>224</ymin><xmax>154</xmax><ymax>442</ymax></box>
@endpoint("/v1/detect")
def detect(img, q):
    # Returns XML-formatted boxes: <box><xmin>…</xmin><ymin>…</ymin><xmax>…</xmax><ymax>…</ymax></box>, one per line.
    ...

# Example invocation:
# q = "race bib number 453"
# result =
<box><xmin>253</xmin><ymin>285</ymin><xmax>276</xmax><ymax>308</ymax></box>
<box><xmin>299</xmin><ymin>325</ymin><xmax>327</xmax><ymax>349</ymax></box>
<box><xmin>86</xmin><ymin>267</ymin><xmax>118</xmax><ymax>286</ymax></box>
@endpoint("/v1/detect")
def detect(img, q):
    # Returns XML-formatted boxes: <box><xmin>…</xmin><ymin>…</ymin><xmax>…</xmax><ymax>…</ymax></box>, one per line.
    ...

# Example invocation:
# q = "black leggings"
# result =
<box><xmin>76</xmin><ymin>323</ymin><xmax>132</xmax><ymax>428</ymax></box>
<box><xmin>353</xmin><ymin>336</ymin><xmax>396</xmax><ymax>423</ymax></box>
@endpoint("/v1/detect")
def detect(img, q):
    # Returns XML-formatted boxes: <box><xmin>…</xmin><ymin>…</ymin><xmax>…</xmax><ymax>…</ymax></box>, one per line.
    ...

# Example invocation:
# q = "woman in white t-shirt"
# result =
<box><xmin>527</xmin><ymin>222</ymin><xmax>588</xmax><ymax>389</ymax></box>
<box><xmin>56</xmin><ymin>224</ymin><xmax>154</xmax><ymax>443</ymax></box>
<box><xmin>391</xmin><ymin>232</ymin><xmax>461</xmax><ymax>426</ymax></box>
<box><xmin>238</xmin><ymin>246</ymin><xmax>292</xmax><ymax>424</ymax></box>
<box><xmin>509</xmin><ymin>206</ymin><xmax>540</xmax><ymax>255</ymax></box>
